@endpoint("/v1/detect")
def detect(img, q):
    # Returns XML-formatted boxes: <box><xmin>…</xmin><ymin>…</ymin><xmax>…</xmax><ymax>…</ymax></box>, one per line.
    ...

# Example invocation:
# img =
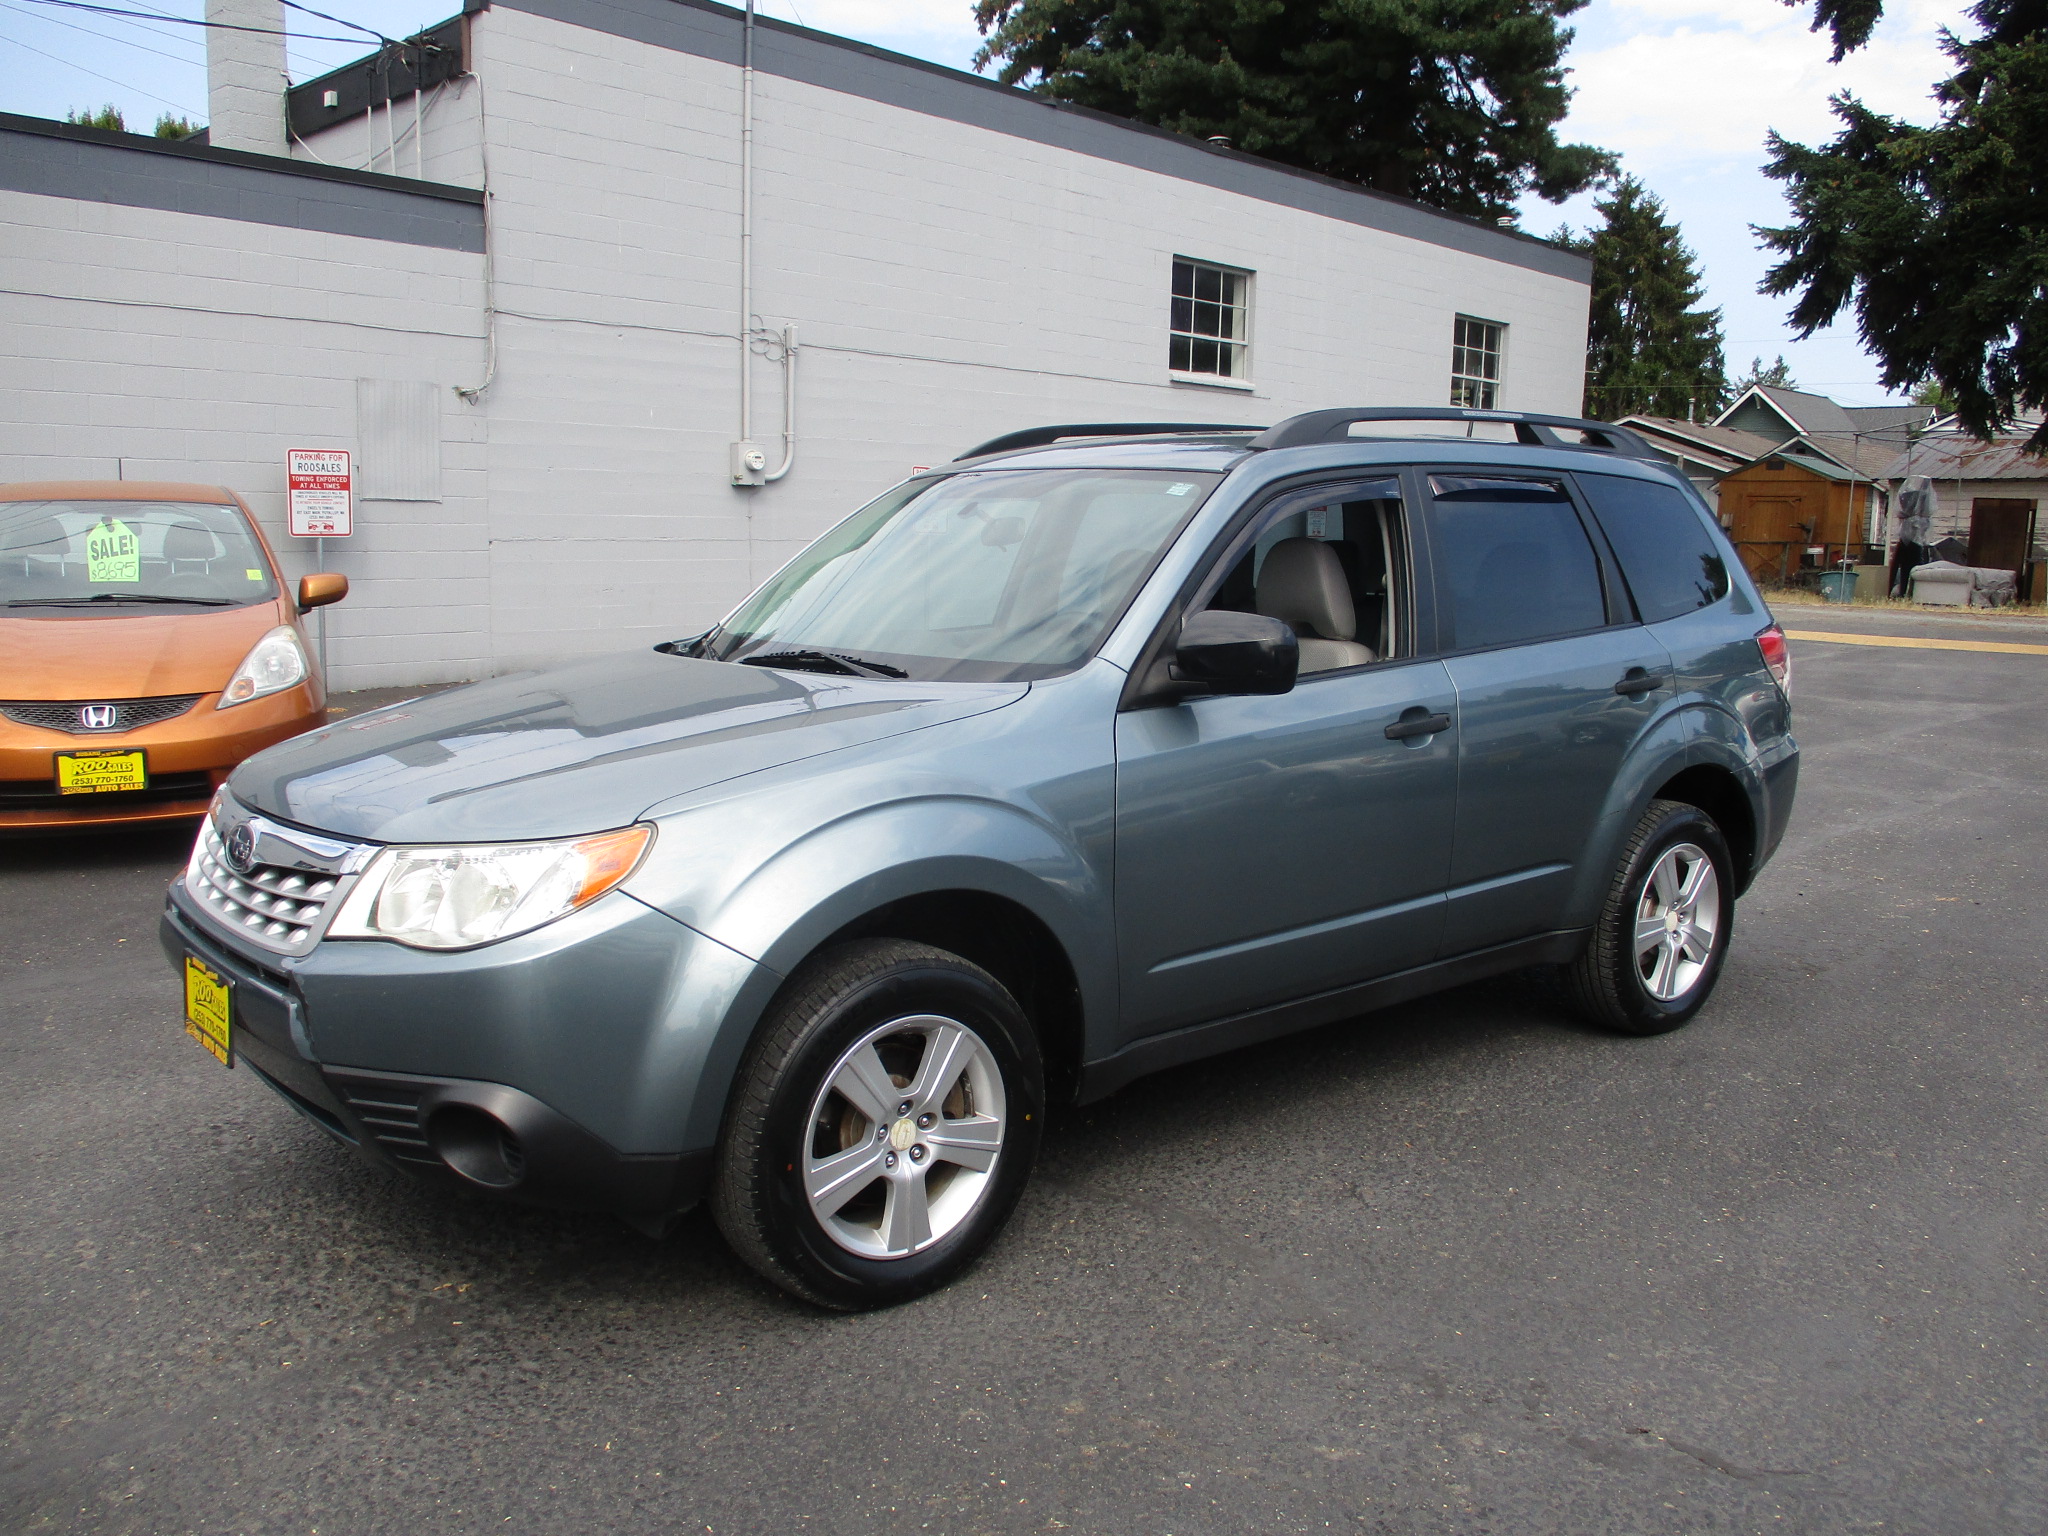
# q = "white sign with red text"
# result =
<box><xmin>287</xmin><ymin>449</ymin><xmax>352</xmax><ymax>537</ymax></box>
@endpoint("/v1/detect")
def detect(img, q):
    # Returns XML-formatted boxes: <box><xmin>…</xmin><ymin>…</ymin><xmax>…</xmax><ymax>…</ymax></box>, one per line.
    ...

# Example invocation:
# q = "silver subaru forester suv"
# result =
<box><xmin>163</xmin><ymin>409</ymin><xmax>1798</xmax><ymax>1309</ymax></box>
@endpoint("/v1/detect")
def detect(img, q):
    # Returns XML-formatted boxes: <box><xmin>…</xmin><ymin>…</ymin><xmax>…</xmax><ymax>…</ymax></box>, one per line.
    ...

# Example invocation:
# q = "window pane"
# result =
<box><xmin>1195</xmin><ymin>266</ymin><xmax>1221</xmax><ymax>302</ymax></box>
<box><xmin>1173</xmin><ymin>261</ymin><xmax>1194</xmax><ymax>297</ymax></box>
<box><xmin>1215</xmin><ymin>343</ymin><xmax>1237</xmax><ymax>378</ymax></box>
<box><xmin>1192</xmin><ymin>338</ymin><xmax>1220</xmax><ymax>373</ymax></box>
<box><xmin>1575</xmin><ymin>471</ymin><xmax>1730</xmax><ymax>622</ymax></box>
<box><xmin>1171</xmin><ymin>296</ymin><xmax>1193</xmax><ymax>331</ymax></box>
<box><xmin>1170</xmin><ymin>334</ymin><xmax>1192</xmax><ymax>371</ymax></box>
<box><xmin>1428</xmin><ymin>480</ymin><xmax>1605</xmax><ymax>648</ymax></box>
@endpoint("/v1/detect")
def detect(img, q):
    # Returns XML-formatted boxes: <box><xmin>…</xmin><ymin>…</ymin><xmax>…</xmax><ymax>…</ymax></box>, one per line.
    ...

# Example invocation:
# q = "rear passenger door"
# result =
<box><xmin>1423</xmin><ymin>471</ymin><xmax>1672</xmax><ymax>956</ymax></box>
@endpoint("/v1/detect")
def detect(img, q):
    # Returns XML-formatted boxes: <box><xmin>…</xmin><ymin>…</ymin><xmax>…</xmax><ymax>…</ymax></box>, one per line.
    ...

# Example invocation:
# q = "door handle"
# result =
<box><xmin>1384</xmin><ymin>709</ymin><xmax>1452</xmax><ymax>740</ymax></box>
<box><xmin>1613</xmin><ymin>669</ymin><xmax>1667</xmax><ymax>697</ymax></box>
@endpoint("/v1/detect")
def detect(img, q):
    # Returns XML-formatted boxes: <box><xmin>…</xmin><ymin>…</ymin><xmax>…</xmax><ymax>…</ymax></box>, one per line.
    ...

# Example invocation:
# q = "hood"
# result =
<box><xmin>0</xmin><ymin>602</ymin><xmax>287</xmax><ymax>699</ymax></box>
<box><xmin>229</xmin><ymin>649</ymin><xmax>1027</xmax><ymax>843</ymax></box>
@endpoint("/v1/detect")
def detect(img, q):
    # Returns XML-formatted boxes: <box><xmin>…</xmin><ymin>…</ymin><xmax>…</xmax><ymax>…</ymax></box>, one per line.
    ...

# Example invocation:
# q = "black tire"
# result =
<box><xmin>1563</xmin><ymin>799</ymin><xmax>1735</xmax><ymax>1036</ymax></box>
<box><xmin>711</xmin><ymin>939</ymin><xmax>1043</xmax><ymax>1310</ymax></box>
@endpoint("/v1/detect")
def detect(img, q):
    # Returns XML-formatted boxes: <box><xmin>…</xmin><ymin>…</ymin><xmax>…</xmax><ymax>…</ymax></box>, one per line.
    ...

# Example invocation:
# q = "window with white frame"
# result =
<box><xmin>1171</xmin><ymin>258</ymin><xmax>1251</xmax><ymax>381</ymax></box>
<box><xmin>1450</xmin><ymin>315</ymin><xmax>1504</xmax><ymax>408</ymax></box>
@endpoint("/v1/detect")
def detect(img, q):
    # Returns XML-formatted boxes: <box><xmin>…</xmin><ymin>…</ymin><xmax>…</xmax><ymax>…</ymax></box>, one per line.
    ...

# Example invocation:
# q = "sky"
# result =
<box><xmin>0</xmin><ymin>0</ymin><xmax>1972</xmax><ymax>408</ymax></box>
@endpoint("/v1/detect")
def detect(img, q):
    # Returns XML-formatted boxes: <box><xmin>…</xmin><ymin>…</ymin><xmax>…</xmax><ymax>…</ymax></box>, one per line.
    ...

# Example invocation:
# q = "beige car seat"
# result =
<box><xmin>1256</xmin><ymin>537</ymin><xmax>1375</xmax><ymax>672</ymax></box>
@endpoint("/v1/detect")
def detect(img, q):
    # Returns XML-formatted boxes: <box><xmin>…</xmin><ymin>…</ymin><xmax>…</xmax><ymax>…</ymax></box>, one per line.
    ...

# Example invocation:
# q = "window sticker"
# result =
<box><xmin>1306</xmin><ymin>507</ymin><xmax>1330</xmax><ymax>539</ymax></box>
<box><xmin>246</xmin><ymin>569</ymin><xmax>263</xmax><ymax>580</ymax></box>
<box><xmin>86</xmin><ymin>519</ymin><xmax>140</xmax><ymax>584</ymax></box>
<box><xmin>1166</xmin><ymin>483</ymin><xmax>1196</xmax><ymax>496</ymax></box>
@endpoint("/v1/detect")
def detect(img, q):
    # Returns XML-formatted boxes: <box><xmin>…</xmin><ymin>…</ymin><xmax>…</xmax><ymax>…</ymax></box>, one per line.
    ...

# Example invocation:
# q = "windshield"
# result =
<box><xmin>705</xmin><ymin>468</ymin><xmax>1223</xmax><ymax>681</ymax></box>
<box><xmin>0</xmin><ymin>500</ymin><xmax>279</xmax><ymax>610</ymax></box>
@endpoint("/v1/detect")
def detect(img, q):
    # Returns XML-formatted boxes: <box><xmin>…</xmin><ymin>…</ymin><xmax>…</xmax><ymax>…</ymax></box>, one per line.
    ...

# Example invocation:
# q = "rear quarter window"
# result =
<box><xmin>1576</xmin><ymin>472</ymin><xmax>1730</xmax><ymax>623</ymax></box>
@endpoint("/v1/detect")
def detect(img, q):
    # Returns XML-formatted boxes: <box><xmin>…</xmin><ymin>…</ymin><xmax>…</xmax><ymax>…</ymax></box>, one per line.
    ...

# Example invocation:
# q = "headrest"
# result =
<box><xmin>0</xmin><ymin>516</ymin><xmax>70</xmax><ymax>558</ymax></box>
<box><xmin>162</xmin><ymin>523</ymin><xmax>219</xmax><ymax>561</ymax></box>
<box><xmin>1256</xmin><ymin>537</ymin><xmax>1355</xmax><ymax>641</ymax></box>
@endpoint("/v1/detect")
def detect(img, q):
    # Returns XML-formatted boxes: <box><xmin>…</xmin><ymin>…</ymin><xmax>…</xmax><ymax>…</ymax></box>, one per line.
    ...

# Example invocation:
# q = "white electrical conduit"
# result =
<box><xmin>738</xmin><ymin>0</ymin><xmax>797</xmax><ymax>484</ymax></box>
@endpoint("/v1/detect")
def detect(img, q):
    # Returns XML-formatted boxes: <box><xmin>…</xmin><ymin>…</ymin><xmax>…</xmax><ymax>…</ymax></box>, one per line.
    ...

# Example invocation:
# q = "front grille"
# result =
<box><xmin>0</xmin><ymin>771</ymin><xmax>213</xmax><ymax>811</ymax></box>
<box><xmin>334</xmin><ymin>1080</ymin><xmax>438</xmax><ymax>1167</ymax></box>
<box><xmin>186</xmin><ymin>818</ymin><xmax>356</xmax><ymax>954</ymax></box>
<box><xmin>1</xmin><ymin>695</ymin><xmax>202</xmax><ymax>734</ymax></box>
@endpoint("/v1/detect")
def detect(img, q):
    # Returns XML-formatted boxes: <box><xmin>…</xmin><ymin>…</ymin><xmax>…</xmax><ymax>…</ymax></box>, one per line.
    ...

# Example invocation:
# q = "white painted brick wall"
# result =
<box><xmin>4</xmin><ymin>3</ymin><xmax>1590</xmax><ymax>687</ymax></box>
<box><xmin>0</xmin><ymin>189</ymin><xmax>492</xmax><ymax>688</ymax></box>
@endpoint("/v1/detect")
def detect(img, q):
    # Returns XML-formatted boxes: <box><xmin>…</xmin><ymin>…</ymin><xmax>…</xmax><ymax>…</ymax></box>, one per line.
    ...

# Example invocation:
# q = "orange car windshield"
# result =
<box><xmin>0</xmin><ymin>501</ymin><xmax>278</xmax><ymax>610</ymax></box>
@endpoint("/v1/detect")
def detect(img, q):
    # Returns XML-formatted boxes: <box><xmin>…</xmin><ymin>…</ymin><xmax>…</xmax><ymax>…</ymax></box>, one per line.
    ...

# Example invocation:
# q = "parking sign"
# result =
<box><xmin>287</xmin><ymin>449</ymin><xmax>352</xmax><ymax>537</ymax></box>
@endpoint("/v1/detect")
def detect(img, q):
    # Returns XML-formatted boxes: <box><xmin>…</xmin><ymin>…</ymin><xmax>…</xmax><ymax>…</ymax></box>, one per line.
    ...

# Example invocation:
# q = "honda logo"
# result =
<box><xmin>78</xmin><ymin>703</ymin><xmax>118</xmax><ymax>730</ymax></box>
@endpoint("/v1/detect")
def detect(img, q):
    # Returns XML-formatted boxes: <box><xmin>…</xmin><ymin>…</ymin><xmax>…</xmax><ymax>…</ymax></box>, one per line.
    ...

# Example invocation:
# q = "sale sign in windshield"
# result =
<box><xmin>287</xmin><ymin>449</ymin><xmax>352</xmax><ymax>537</ymax></box>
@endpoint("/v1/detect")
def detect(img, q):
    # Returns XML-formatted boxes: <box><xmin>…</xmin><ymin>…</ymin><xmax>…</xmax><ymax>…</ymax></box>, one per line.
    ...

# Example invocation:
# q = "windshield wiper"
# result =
<box><xmin>5</xmin><ymin>593</ymin><xmax>234</xmax><ymax>607</ymax></box>
<box><xmin>738</xmin><ymin>648</ymin><xmax>908</xmax><ymax>679</ymax></box>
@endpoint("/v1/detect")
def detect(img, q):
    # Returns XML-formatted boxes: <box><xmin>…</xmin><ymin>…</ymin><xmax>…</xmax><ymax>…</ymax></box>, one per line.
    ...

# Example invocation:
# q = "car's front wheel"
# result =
<box><xmin>1563</xmin><ymin>799</ymin><xmax>1734</xmax><ymax>1035</ymax></box>
<box><xmin>712</xmin><ymin>939</ymin><xmax>1043</xmax><ymax>1309</ymax></box>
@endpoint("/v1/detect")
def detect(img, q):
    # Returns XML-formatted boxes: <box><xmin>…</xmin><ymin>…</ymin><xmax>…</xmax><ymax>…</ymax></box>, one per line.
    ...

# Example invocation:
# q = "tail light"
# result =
<box><xmin>1756</xmin><ymin>624</ymin><xmax>1791</xmax><ymax>697</ymax></box>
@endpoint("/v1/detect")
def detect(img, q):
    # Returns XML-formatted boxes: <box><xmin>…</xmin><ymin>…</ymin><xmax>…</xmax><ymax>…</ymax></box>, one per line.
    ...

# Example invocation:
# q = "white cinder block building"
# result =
<box><xmin>0</xmin><ymin>0</ymin><xmax>1593</xmax><ymax>688</ymax></box>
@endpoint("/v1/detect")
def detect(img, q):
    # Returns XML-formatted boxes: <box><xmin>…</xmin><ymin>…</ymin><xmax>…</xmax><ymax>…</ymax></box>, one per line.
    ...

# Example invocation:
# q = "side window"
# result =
<box><xmin>1574</xmin><ymin>472</ymin><xmax>1731</xmax><ymax>622</ymax></box>
<box><xmin>1200</xmin><ymin>478</ymin><xmax>1407</xmax><ymax>674</ymax></box>
<box><xmin>1426</xmin><ymin>475</ymin><xmax>1606</xmax><ymax>651</ymax></box>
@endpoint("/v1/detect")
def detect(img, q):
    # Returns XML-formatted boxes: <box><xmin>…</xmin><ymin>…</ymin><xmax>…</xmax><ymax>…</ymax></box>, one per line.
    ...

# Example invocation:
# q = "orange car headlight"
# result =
<box><xmin>217</xmin><ymin>626</ymin><xmax>309</xmax><ymax>708</ymax></box>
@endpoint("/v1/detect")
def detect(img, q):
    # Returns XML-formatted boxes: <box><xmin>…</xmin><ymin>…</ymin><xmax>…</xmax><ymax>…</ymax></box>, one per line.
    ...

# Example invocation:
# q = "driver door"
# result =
<box><xmin>1110</xmin><ymin>476</ymin><xmax>1459</xmax><ymax>1046</ymax></box>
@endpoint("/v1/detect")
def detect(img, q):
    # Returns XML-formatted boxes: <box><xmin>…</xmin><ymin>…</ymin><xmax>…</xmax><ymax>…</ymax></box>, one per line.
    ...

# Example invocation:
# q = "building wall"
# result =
<box><xmin>461</xmin><ymin>1</ymin><xmax>1592</xmax><ymax>672</ymax></box>
<box><xmin>0</xmin><ymin>147</ymin><xmax>493</xmax><ymax>687</ymax></box>
<box><xmin>3</xmin><ymin>0</ymin><xmax>1592</xmax><ymax>688</ymax></box>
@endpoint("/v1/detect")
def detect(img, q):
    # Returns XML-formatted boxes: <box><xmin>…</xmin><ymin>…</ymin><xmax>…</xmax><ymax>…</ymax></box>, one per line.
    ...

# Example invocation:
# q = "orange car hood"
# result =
<box><xmin>0</xmin><ymin>602</ymin><xmax>284</xmax><ymax>700</ymax></box>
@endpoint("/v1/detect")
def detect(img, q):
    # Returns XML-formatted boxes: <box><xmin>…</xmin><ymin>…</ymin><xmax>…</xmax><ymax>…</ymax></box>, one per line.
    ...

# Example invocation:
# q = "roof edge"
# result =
<box><xmin>0</xmin><ymin>111</ymin><xmax>484</xmax><ymax>205</ymax></box>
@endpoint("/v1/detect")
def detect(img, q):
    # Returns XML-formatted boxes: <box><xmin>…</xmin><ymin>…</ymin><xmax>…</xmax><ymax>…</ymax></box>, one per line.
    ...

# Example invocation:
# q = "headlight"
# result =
<box><xmin>217</xmin><ymin>626</ymin><xmax>309</xmax><ymax>708</ymax></box>
<box><xmin>327</xmin><ymin>825</ymin><xmax>654</xmax><ymax>950</ymax></box>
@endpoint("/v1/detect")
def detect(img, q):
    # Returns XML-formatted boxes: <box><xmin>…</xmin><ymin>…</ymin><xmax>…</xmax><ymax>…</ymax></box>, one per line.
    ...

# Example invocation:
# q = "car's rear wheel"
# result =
<box><xmin>1563</xmin><ymin>799</ymin><xmax>1734</xmax><ymax>1035</ymax></box>
<box><xmin>712</xmin><ymin>939</ymin><xmax>1043</xmax><ymax>1309</ymax></box>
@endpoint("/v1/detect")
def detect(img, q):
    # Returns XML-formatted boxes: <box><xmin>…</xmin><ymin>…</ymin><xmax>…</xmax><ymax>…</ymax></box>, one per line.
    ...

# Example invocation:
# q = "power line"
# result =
<box><xmin>0</xmin><ymin>29</ymin><xmax>204</xmax><ymax>113</ymax></box>
<box><xmin>11</xmin><ymin>0</ymin><xmax>377</xmax><ymax>45</ymax></box>
<box><xmin>0</xmin><ymin>0</ymin><xmax>205</xmax><ymax>69</ymax></box>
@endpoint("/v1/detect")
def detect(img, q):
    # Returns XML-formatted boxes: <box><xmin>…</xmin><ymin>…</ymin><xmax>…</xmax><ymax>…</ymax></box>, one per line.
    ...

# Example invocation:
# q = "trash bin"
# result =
<box><xmin>1817</xmin><ymin>570</ymin><xmax>1859</xmax><ymax>603</ymax></box>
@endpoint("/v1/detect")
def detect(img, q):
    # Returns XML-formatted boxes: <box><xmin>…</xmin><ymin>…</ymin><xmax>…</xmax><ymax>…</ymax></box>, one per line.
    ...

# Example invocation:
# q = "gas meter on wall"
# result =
<box><xmin>730</xmin><ymin>441</ymin><xmax>769</xmax><ymax>486</ymax></box>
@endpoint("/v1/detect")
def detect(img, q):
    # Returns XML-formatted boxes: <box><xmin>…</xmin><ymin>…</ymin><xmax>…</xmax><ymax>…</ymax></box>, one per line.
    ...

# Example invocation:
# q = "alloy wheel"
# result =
<box><xmin>1633</xmin><ymin>841</ymin><xmax>1721</xmax><ymax>1002</ymax></box>
<box><xmin>801</xmin><ymin>1014</ymin><xmax>1007</xmax><ymax>1260</ymax></box>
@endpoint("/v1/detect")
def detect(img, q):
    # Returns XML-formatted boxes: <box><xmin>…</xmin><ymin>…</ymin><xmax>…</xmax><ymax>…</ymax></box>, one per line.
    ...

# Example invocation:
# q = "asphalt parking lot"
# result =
<box><xmin>4</xmin><ymin>612</ymin><xmax>2045</xmax><ymax>1536</ymax></box>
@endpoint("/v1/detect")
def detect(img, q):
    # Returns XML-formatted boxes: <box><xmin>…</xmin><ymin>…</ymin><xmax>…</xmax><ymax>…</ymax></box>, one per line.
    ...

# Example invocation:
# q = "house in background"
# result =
<box><xmin>1618</xmin><ymin>385</ymin><xmax>1941</xmax><ymax>590</ymax></box>
<box><xmin>1888</xmin><ymin>430</ymin><xmax>2048</xmax><ymax>603</ymax></box>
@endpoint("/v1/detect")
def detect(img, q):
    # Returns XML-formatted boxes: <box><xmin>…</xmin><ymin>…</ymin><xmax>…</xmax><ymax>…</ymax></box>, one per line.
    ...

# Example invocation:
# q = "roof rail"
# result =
<box><xmin>1249</xmin><ymin>408</ymin><xmax>1662</xmax><ymax>460</ymax></box>
<box><xmin>955</xmin><ymin>422</ymin><xmax>1264</xmax><ymax>461</ymax></box>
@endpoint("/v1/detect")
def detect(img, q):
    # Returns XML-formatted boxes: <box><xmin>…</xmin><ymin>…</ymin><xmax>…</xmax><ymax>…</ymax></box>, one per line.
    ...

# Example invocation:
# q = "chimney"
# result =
<box><xmin>205</xmin><ymin>0</ymin><xmax>288</xmax><ymax>155</ymax></box>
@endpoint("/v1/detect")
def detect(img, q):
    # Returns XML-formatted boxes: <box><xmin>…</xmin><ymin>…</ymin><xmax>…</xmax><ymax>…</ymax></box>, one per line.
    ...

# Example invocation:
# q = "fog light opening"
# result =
<box><xmin>428</xmin><ymin>1105</ymin><xmax>526</xmax><ymax>1188</ymax></box>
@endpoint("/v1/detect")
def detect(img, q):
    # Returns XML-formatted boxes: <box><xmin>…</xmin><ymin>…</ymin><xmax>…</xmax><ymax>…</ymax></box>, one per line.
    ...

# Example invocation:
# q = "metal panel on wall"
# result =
<box><xmin>355</xmin><ymin>378</ymin><xmax>443</xmax><ymax>501</ymax></box>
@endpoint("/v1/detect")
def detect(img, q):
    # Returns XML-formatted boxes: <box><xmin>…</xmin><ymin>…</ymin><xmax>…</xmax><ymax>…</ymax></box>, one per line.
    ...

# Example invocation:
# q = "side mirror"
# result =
<box><xmin>1170</xmin><ymin>609</ymin><xmax>1298</xmax><ymax>696</ymax></box>
<box><xmin>298</xmin><ymin>572</ymin><xmax>348</xmax><ymax>611</ymax></box>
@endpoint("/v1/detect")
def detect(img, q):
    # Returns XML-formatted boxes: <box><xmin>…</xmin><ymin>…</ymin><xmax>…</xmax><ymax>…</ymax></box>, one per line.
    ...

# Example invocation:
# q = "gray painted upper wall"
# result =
<box><xmin>498</xmin><ymin>0</ymin><xmax>1592</xmax><ymax>286</ymax></box>
<box><xmin>0</xmin><ymin>113</ymin><xmax>485</xmax><ymax>252</ymax></box>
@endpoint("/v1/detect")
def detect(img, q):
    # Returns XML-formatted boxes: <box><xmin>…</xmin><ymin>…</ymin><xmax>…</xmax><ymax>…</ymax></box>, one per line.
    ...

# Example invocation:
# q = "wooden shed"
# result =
<box><xmin>1716</xmin><ymin>450</ymin><xmax>1885</xmax><ymax>588</ymax></box>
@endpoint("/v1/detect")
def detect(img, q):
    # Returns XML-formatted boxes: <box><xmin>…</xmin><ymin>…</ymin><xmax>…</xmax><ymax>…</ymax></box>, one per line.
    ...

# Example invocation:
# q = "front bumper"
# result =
<box><xmin>160</xmin><ymin>876</ymin><xmax>766</xmax><ymax>1229</ymax></box>
<box><xmin>1</xmin><ymin>684</ymin><xmax>323</xmax><ymax>830</ymax></box>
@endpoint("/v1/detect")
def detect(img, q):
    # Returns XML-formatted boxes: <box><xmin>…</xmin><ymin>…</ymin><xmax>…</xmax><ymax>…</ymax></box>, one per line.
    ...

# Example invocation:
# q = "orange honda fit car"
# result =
<box><xmin>0</xmin><ymin>481</ymin><xmax>346</xmax><ymax>831</ymax></box>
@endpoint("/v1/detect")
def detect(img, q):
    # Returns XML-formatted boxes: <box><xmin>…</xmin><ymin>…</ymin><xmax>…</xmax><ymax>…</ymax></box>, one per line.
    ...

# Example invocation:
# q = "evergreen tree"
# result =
<box><xmin>972</xmin><ymin>0</ymin><xmax>1614</xmax><ymax>220</ymax></box>
<box><xmin>66</xmin><ymin>105</ymin><xmax>125</xmax><ymax>132</ymax></box>
<box><xmin>1759</xmin><ymin>0</ymin><xmax>2048</xmax><ymax>449</ymax></box>
<box><xmin>153</xmin><ymin>114</ymin><xmax>200</xmax><ymax>140</ymax></box>
<box><xmin>1564</xmin><ymin>178</ymin><xmax>1727</xmax><ymax>421</ymax></box>
<box><xmin>1730</xmin><ymin>355</ymin><xmax>1799</xmax><ymax>393</ymax></box>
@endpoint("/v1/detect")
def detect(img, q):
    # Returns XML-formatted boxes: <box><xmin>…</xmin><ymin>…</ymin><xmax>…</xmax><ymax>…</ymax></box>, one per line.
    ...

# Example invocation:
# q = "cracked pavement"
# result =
<box><xmin>2</xmin><ymin>631</ymin><xmax>2044</xmax><ymax>1535</ymax></box>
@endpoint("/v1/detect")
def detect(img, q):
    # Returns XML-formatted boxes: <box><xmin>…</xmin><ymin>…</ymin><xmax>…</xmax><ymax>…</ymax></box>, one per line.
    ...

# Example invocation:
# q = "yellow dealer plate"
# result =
<box><xmin>184</xmin><ymin>956</ymin><xmax>232</xmax><ymax>1066</ymax></box>
<box><xmin>54</xmin><ymin>748</ymin><xmax>147</xmax><ymax>794</ymax></box>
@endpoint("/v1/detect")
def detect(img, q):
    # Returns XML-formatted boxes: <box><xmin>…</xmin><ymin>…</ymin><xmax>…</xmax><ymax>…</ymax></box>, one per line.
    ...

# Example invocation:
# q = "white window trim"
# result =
<box><xmin>1171</xmin><ymin>256</ymin><xmax>1255</xmax><ymax>387</ymax></box>
<box><xmin>1451</xmin><ymin>314</ymin><xmax>1507</xmax><ymax>410</ymax></box>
